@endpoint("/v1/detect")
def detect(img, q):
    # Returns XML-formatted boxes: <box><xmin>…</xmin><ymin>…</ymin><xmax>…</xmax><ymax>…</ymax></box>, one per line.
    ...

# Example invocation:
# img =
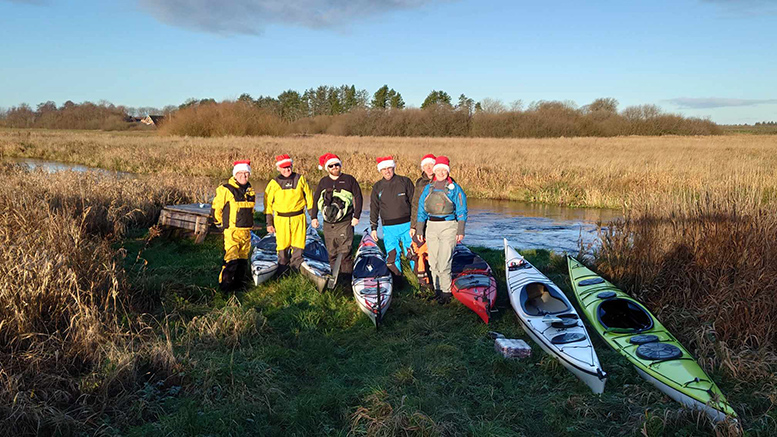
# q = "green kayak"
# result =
<box><xmin>567</xmin><ymin>257</ymin><xmax>736</xmax><ymax>422</ymax></box>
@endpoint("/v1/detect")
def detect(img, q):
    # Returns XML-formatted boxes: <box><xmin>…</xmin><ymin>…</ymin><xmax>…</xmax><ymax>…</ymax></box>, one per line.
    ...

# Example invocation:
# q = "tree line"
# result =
<box><xmin>0</xmin><ymin>85</ymin><xmax>722</xmax><ymax>137</ymax></box>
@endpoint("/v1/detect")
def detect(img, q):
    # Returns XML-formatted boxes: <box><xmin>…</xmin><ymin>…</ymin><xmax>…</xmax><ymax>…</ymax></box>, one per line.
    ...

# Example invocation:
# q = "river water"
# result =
<box><xmin>12</xmin><ymin>158</ymin><xmax>620</xmax><ymax>254</ymax></box>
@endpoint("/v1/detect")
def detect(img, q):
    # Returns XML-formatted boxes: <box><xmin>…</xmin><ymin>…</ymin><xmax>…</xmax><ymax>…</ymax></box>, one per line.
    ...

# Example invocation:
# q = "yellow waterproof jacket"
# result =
<box><xmin>264</xmin><ymin>172</ymin><xmax>313</xmax><ymax>226</ymax></box>
<box><xmin>212</xmin><ymin>177</ymin><xmax>256</xmax><ymax>230</ymax></box>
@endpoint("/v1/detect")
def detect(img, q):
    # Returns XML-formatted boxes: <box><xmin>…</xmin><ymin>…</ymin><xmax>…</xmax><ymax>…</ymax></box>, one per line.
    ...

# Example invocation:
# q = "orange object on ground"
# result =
<box><xmin>412</xmin><ymin>240</ymin><xmax>432</xmax><ymax>289</ymax></box>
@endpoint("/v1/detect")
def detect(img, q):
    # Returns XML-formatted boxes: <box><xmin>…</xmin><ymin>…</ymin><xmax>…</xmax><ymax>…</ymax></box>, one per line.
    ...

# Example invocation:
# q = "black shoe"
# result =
<box><xmin>437</xmin><ymin>292</ymin><xmax>452</xmax><ymax>305</ymax></box>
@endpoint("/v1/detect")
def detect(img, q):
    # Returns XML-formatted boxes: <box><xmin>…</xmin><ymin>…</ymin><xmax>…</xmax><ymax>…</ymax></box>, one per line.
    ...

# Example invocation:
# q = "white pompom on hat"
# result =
<box><xmin>376</xmin><ymin>156</ymin><xmax>396</xmax><ymax>171</ymax></box>
<box><xmin>432</xmin><ymin>156</ymin><xmax>450</xmax><ymax>173</ymax></box>
<box><xmin>420</xmin><ymin>154</ymin><xmax>436</xmax><ymax>168</ymax></box>
<box><xmin>232</xmin><ymin>159</ymin><xmax>251</xmax><ymax>176</ymax></box>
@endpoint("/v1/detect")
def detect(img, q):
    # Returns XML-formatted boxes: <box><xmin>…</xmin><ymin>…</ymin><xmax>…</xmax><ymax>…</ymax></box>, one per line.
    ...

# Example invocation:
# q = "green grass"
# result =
<box><xmin>119</xmin><ymin>230</ymin><xmax>767</xmax><ymax>436</ymax></box>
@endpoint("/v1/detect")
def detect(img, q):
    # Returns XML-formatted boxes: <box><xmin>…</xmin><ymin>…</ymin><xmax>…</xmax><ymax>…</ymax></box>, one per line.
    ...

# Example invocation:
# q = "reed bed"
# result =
<box><xmin>2</xmin><ymin>129</ymin><xmax>777</xmax><ymax>208</ymax></box>
<box><xmin>592</xmin><ymin>188</ymin><xmax>777</xmax><ymax>379</ymax></box>
<box><xmin>0</xmin><ymin>164</ymin><xmax>210</xmax><ymax>434</ymax></box>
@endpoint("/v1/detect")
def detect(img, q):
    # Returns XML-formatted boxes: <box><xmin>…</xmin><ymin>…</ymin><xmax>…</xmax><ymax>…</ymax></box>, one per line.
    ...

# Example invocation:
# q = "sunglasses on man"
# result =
<box><xmin>328</xmin><ymin>163</ymin><xmax>341</xmax><ymax>168</ymax></box>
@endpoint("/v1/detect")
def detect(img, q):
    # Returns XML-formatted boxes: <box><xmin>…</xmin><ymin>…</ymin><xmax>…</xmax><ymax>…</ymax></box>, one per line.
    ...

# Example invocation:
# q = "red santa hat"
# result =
<box><xmin>432</xmin><ymin>156</ymin><xmax>450</xmax><ymax>173</ymax></box>
<box><xmin>232</xmin><ymin>159</ymin><xmax>251</xmax><ymax>176</ymax></box>
<box><xmin>318</xmin><ymin>153</ymin><xmax>342</xmax><ymax>170</ymax></box>
<box><xmin>420</xmin><ymin>154</ymin><xmax>436</xmax><ymax>168</ymax></box>
<box><xmin>275</xmin><ymin>154</ymin><xmax>293</xmax><ymax>169</ymax></box>
<box><xmin>376</xmin><ymin>156</ymin><xmax>396</xmax><ymax>171</ymax></box>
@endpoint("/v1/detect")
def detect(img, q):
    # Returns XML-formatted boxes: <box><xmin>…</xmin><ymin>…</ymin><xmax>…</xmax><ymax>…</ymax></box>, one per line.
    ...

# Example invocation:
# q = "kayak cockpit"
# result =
<box><xmin>597</xmin><ymin>298</ymin><xmax>654</xmax><ymax>333</ymax></box>
<box><xmin>521</xmin><ymin>282</ymin><xmax>569</xmax><ymax>316</ymax></box>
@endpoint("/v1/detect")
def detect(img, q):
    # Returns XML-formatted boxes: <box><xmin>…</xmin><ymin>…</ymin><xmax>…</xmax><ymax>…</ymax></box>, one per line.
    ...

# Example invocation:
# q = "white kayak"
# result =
<box><xmin>301</xmin><ymin>227</ymin><xmax>334</xmax><ymax>292</ymax></box>
<box><xmin>504</xmin><ymin>239</ymin><xmax>607</xmax><ymax>394</ymax></box>
<box><xmin>250</xmin><ymin>232</ymin><xmax>278</xmax><ymax>286</ymax></box>
<box><xmin>351</xmin><ymin>230</ymin><xmax>393</xmax><ymax>326</ymax></box>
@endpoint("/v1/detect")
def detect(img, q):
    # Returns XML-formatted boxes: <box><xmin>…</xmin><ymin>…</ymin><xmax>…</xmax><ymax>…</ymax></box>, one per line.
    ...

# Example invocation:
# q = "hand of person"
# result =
<box><xmin>311</xmin><ymin>219</ymin><xmax>319</xmax><ymax>229</ymax></box>
<box><xmin>370</xmin><ymin>230</ymin><xmax>379</xmax><ymax>241</ymax></box>
<box><xmin>267</xmin><ymin>225</ymin><xmax>275</xmax><ymax>234</ymax></box>
<box><xmin>351</xmin><ymin>217</ymin><xmax>359</xmax><ymax>227</ymax></box>
<box><xmin>417</xmin><ymin>234</ymin><xmax>425</xmax><ymax>243</ymax></box>
<box><xmin>456</xmin><ymin>234</ymin><xmax>464</xmax><ymax>244</ymax></box>
<box><xmin>409</xmin><ymin>228</ymin><xmax>416</xmax><ymax>237</ymax></box>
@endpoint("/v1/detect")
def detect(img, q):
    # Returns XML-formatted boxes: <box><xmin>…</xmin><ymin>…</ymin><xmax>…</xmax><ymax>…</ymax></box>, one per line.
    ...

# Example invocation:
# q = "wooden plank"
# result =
<box><xmin>164</xmin><ymin>203</ymin><xmax>213</xmax><ymax>217</ymax></box>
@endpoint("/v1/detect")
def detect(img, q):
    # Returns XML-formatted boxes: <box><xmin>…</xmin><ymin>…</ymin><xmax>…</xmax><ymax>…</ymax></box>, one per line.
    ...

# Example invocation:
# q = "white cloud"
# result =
<box><xmin>667</xmin><ymin>97</ymin><xmax>777</xmax><ymax>109</ymax></box>
<box><xmin>137</xmin><ymin>0</ymin><xmax>450</xmax><ymax>35</ymax></box>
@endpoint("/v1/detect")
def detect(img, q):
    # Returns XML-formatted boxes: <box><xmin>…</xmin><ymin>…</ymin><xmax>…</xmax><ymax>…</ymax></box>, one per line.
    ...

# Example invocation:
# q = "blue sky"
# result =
<box><xmin>1</xmin><ymin>0</ymin><xmax>775</xmax><ymax>124</ymax></box>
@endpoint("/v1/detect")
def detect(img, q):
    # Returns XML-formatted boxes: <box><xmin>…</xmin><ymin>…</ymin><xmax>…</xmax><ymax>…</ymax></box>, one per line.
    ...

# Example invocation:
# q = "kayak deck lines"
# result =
<box><xmin>504</xmin><ymin>239</ymin><xmax>607</xmax><ymax>394</ymax></box>
<box><xmin>567</xmin><ymin>256</ymin><xmax>737</xmax><ymax>422</ymax></box>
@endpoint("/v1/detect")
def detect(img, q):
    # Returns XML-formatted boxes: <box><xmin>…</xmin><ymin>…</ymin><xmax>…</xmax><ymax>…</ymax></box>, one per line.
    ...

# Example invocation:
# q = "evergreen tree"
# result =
<box><xmin>388</xmin><ymin>89</ymin><xmax>405</xmax><ymax>109</ymax></box>
<box><xmin>421</xmin><ymin>90</ymin><xmax>452</xmax><ymax>109</ymax></box>
<box><xmin>371</xmin><ymin>85</ymin><xmax>390</xmax><ymax>109</ymax></box>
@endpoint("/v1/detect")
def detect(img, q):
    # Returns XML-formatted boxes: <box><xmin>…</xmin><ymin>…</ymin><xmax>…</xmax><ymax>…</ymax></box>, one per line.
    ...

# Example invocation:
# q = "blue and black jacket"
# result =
<box><xmin>416</xmin><ymin>178</ymin><xmax>468</xmax><ymax>236</ymax></box>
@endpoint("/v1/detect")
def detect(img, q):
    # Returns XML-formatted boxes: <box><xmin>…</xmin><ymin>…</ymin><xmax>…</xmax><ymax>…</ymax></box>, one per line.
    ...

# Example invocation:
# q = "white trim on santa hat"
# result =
<box><xmin>233</xmin><ymin>162</ymin><xmax>251</xmax><ymax>176</ymax></box>
<box><xmin>376</xmin><ymin>158</ymin><xmax>396</xmax><ymax>171</ymax></box>
<box><xmin>276</xmin><ymin>157</ymin><xmax>293</xmax><ymax>168</ymax></box>
<box><xmin>318</xmin><ymin>155</ymin><xmax>342</xmax><ymax>170</ymax></box>
<box><xmin>432</xmin><ymin>163</ymin><xmax>449</xmax><ymax>173</ymax></box>
<box><xmin>420</xmin><ymin>155</ymin><xmax>436</xmax><ymax>168</ymax></box>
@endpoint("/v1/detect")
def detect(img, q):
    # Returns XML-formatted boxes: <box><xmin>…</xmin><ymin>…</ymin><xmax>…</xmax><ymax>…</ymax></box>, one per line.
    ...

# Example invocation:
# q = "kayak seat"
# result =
<box><xmin>597</xmin><ymin>298</ymin><xmax>654</xmax><ymax>332</ymax></box>
<box><xmin>522</xmin><ymin>283</ymin><xmax>569</xmax><ymax>316</ymax></box>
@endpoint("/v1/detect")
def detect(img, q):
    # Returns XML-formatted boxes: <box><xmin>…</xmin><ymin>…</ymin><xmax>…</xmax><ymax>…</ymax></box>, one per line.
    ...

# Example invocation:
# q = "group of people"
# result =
<box><xmin>211</xmin><ymin>152</ymin><xmax>468</xmax><ymax>303</ymax></box>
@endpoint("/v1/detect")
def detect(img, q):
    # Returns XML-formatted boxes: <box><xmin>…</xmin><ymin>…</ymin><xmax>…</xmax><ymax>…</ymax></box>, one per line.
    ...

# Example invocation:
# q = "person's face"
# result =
<box><xmin>380</xmin><ymin>166</ymin><xmax>395</xmax><ymax>180</ymax></box>
<box><xmin>279</xmin><ymin>165</ymin><xmax>293</xmax><ymax>177</ymax></box>
<box><xmin>434</xmin><ymin>168</ymin><xmax>449</xmax><ymax>181</ymax></box>
<box><xmin>234</xmin><ymin>171</ymin><xmax>250</xmax><ymax>185</ymax></box>
<box><xmin>422</xmin><ymin>163</ymin><xmax>434</xmax><ymax>178</ymax></box>
<box><xmin>327</xmin><ymin>162</ymin><xmax>341</xmax><ymax>177</ymax></box>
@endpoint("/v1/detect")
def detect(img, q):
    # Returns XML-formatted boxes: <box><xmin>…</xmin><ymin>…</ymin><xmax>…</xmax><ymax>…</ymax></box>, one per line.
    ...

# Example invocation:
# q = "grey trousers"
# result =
<box><xmin>426</xmin><ymin>220</ymin><xmax>458</xmax><ymax>293</ymax></box>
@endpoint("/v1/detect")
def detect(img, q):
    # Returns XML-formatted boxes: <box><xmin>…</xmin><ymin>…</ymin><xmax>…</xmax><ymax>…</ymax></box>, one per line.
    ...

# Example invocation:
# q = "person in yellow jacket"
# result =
<box><xmin>265</xmin><ymin>154</ymin><xmax>313</xmax><ymax>272</ymax></box>
<box><xmin>212</xmin><ymin>160</ymin><xmax>256</xmax><ymax>291</ymax></box>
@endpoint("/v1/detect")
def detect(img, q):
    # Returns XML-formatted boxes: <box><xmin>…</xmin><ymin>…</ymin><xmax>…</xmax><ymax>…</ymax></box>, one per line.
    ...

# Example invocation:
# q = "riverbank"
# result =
<box><xmin>2</xmin><ymin>128</ymin><xmax>777</xmax><ymax>208</ymax></box>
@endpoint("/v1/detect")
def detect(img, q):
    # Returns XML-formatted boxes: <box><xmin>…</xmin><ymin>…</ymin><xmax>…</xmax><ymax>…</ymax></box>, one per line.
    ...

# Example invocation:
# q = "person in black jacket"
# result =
<box><xmin>370</xmin><ymin>156</ymin><xmax>415</xmax><ymax>276</ymax></box>
<box><xmin>310</xmin><ymin>153</ymin><xmax>363</xmax><ymax>279</ymax></box>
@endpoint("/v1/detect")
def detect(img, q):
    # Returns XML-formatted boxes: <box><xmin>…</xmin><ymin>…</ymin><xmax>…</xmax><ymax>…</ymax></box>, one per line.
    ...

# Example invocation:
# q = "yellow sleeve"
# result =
<box><xmin>264</xmin><ymin>180</ymin><xmax>277</xmax><ymax>216</ymax></box>
<box><xmin>301</xmin><ymin>175</ymin><xmax>314</xmax><ymax>210</ymax></box>
<box><xmin>211</xmin><ymin>185</ymin><xmax>227</xmax><ymax>227</ymax></box>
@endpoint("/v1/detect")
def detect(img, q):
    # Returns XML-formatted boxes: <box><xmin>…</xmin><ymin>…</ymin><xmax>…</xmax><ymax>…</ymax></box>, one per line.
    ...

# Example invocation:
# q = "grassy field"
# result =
<box><xmin>2</xmin><ymin>128</ymin><xmax>777</xmax><ymax>208</ymax></box>
<box><xmin>2</xmin><ymin>129</ymin><xmax>777</xmax><ymax>435</ymax></box>
<box><xmin>118</xmin><ymin>229</ymin><xmax>759</xmax><ymax>436</ymax></box>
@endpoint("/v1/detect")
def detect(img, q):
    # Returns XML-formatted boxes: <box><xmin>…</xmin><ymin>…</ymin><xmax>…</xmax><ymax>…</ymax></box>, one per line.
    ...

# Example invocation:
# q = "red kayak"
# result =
<box><xmin>450</xmin><ymin>244</ymin><xmax>497</xmax><ymax>323</ymax></box>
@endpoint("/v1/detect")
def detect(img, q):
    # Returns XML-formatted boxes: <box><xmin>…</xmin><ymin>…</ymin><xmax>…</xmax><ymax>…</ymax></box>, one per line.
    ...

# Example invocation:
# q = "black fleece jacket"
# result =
<box><xmin>370</xmin><ymin>175</ymin><xmax>415</xmax><ymax>230</ymax></box>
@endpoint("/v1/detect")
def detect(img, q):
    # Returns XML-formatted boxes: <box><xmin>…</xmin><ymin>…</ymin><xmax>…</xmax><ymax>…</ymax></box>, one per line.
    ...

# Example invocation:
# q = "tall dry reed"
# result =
<box><xmin>3</xmin><ymin>129</ymin><xmax>776</xmax><ymax>208</ymax></box>
<box><xmin>592</xmin><ymin>188</ymin><xmax>777</xmax><ymax>377</ymax></box>
<box><xmin>0</xmin><ymin>164</ymin><xmax>210</xmax><ymax>434</ymax></box>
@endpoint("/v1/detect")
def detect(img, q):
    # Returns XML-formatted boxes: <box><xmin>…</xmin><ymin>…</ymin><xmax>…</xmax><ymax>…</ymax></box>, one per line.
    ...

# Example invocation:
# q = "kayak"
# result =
<box><xmin>450</xmin><ymin>244</ymin><xmax>497</xmax><ymax>324</ymax></box>
<box><xmin>351</xmin><ymin>230</ymin><xmax>393</xmax><ymax>326</ymax></box>
<box><xmin>567</xmin><ymin>256</ymin><xmax>737</xmax><ymax>422</ymax></box>
<box><xmin>250</xmin><ymin>232</ymin><xmax>278</xmax><ymax>286</ymax></box>
<box><xmin>505</xmin><ymin>240</ymin><xmax>607</xmax><ymax>394</ymax></box>
<box><xmin>300</xmin><ymin>227</ymin><xmax>334</xmax><ymax>292</ymax></box>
